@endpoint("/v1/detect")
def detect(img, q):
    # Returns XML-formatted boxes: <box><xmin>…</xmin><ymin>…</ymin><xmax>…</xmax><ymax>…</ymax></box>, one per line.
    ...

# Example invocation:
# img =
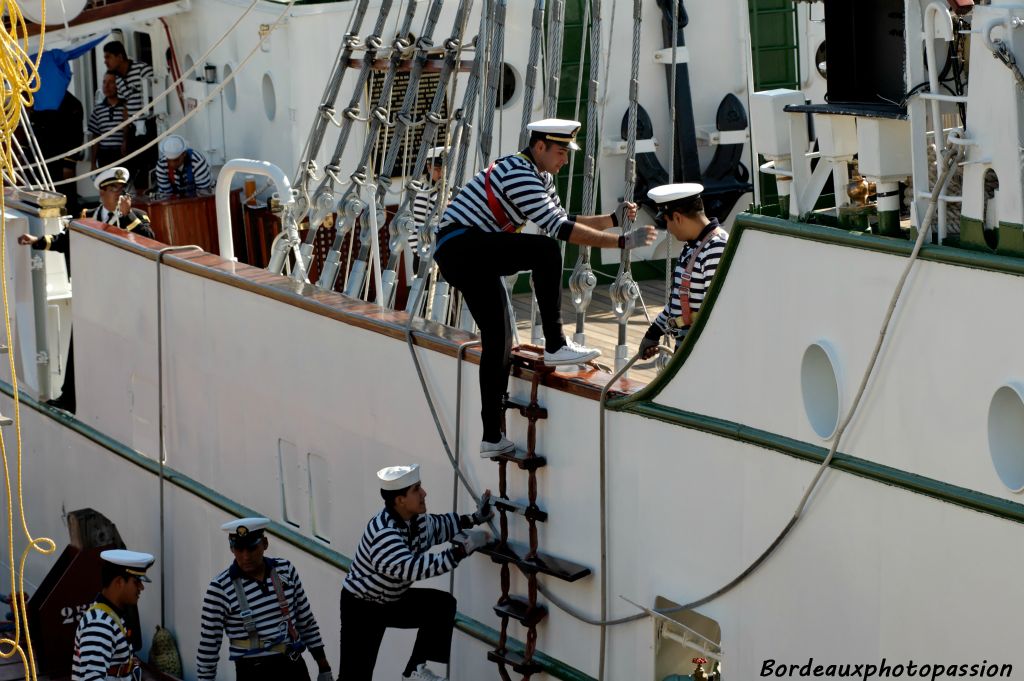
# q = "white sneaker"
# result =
<box><xmin>404</xmin><ymin>663</ymin><xmax>448</xmax><ymax>681</ymax></box>
<box><xmin>543</xmin><ymin>339</ymin><xmax>601</xmax><ymax>366</ymax></box>
<box><xmin>480</xmin><ymin>436</ymin><xmax>516</xmax><ymax>457</ymax></box>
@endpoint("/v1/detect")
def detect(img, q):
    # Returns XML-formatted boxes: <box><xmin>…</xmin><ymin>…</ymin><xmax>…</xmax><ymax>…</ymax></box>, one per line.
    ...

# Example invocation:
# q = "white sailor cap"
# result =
<box><xmin>100</xmin><ymin>549</ymin><xmax>155</xmax><ymax>582</ymax></box>
<box><xmin>93</xmin><ymin>166</ymin><xmax>130</xmax><ymax>191</ymax></box>
<box><xmin>526</xmin><ymin>118</ymin><xmax>581</xmax><ymax>151</ymax></box>
<box><xmin>159</xmin><ymin>134</ymin><xmax>187</xmax><ymax>160</ymax></box>
<box><xmin>221</xmin><ymin>517</ymin><xmax>270</xmax><ymax>549</ymax></box>
<box><xmin>648</xmin><ymin>183</ymin><xmax>705</xmax><ymax>214</ymax></box>
<box><xmin>377</xmin><ymin>463</ymin><xmax>420</xmax><ymax>491</ymax></box>
<box><xmin>426</xmin><ymin>146</ymin><xmax>448</xmax><ymax>163</ymax></box>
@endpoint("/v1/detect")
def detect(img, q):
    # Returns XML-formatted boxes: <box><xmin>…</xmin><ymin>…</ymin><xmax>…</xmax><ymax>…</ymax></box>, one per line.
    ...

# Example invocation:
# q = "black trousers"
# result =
<box><xmin>434</xmin><ymin>230</ymin><xmax>564</xmax><ymax>442</ymax></box>
<box><xmin>234</xmin><ymin>652</ymin><xmax>311</xmax><ymax>681</ymax></box>
<box><xmin>338</xmin><ymin>588</ymin><xmax>456</xmax><ymax>680</ymax></box>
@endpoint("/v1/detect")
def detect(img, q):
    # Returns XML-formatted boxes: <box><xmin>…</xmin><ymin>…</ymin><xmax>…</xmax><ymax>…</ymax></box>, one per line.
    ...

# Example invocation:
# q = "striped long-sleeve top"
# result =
<box><xmin>196</xmin><ymin>557</ymin><xmax>324</xmax><ymax>680</ymax></box>
<box><xmin>72</xmin><ymin>597</ymin><xmax>135</xmax><ymax>680</ymax></box>
<box><xmin>115</xmin><ymin>60</ymin><xmax>154</xmax><ymax>118</ymax></box>
<box><xmin>342</xmin><ymin>508</ymin><xmax>464</xmax><ymax>603</ymax></box>
<box><xmin>154</xmin><ymin>149</ymin><xmax>215</xmax><ymax>197</ymax></box>
<box><xmin>412</xmin><ymin>184</ymin><xmax>451</xmax><ymax>252</ymax></box>
<box><xmin>87</xmin><ymin>98</ymin><xmax>127</xmax><ymax>150</ymax></box>
<box><xmin>650</xmin><ymin>219</ymin><xmax>729</xmax><ymax>340</ymax></box>
<box><xmin>439</xmin><ymin>152</ymin><xmax>575</xmax><ymax>240</ymax></box>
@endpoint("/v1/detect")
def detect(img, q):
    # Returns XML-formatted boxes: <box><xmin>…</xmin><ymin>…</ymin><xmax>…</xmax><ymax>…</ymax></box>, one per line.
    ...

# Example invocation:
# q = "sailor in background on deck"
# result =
<box><xmin>410</xmin><ymin>145</ymin><xmax>452</xmax><ymax>266</ymax></box>
<box><xmin>338</xmin><ymin>464</ymin><xmax>493</xmax><ymax>681</ymax></box>
<box><xmin>72</xmin><ymin>549</ymin><xmax>154</xmax><ymax>681</ymax></box>
<box><xmin>154</xmin><ymin>134</ymin><xmax>215</xmax><ymax>197</ymax></box>
<box><xmin>639</xmin><ymin>183</ymin><xmax>728</xmax><ymax>360</ymax></box>
<box><xmin>434</xmin><ymin>118</ymin><xmax>656</xmax><ymax>457</ymax></box>
<box><xmin>196</xmin><ymin>517</ymin><xmax>333</xmax><ymax>681</ymax></box>
<box><xmin>17</xmin><ymin>166</ymin><xmax>155</xmax><ymax>266</ymax></box>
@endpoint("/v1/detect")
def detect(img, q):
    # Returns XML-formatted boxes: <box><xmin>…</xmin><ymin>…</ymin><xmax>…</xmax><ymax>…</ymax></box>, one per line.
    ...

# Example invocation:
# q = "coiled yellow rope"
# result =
<box><xmin>0</xmin><ymin>3</ymin><xmax>56</xmax><ymax>680</ymax></box>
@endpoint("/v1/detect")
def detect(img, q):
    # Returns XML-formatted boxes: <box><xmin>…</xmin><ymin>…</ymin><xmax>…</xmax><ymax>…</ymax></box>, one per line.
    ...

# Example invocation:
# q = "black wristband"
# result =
<box><xmin>618</xmin><ymin>234</ymin><xmax>625</xmax><ymax>249</ymax></box>
<box><xmin>610</xmin><ymin>210</ymin><xmax>619</xmax><ymax>227</ymax></box>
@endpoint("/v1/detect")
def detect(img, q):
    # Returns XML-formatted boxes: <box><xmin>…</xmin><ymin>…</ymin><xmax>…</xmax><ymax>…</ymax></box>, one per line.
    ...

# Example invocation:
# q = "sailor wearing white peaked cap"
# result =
<box><xmin>377</xmin><ymin>463</ymin><xmax>421</xmax><ymax>490</ymax></box>
<box><xmin>100</xmin><ymin>548</ymin><xmax>155</xmax><ymax>582</ymax></box>
<box><xmin>196</xmin><ymin>515</ymin><xmax>333</xmax><ymax>680</ymax></box>
<box><xmin>526</xmin><ymin>118</ymin><xmax>581</xmax><ymax>150</ymax></box>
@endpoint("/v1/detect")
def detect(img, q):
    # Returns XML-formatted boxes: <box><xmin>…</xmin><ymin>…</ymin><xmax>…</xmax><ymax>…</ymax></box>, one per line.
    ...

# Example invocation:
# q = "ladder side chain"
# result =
<box><xmin>570</xmin><ymin>0</ymin><xmax>604</xmax><ymax>343</ymax></box>
<box><xmin>348</xmin><ymin>0</ymin><xmax>475</xmax><ymax>300</ymax></box>
<box><xmin>294</xmin><ymin>0</ymin><xmax>396</xmax><ymax>279</ymax></box>
<box><xmin>292</xmin><ymin>0</ymin><xmax>372</xmax><ymax>211</ymax></box>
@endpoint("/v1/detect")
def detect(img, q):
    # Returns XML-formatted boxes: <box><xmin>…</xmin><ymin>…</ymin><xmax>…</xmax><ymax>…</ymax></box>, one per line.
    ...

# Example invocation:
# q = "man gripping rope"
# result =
<box><xmin>639</xmin><ymin>183</ymin><xmax>728</xmax><ymax>359</ymax></box>
<box><xmin>338</xmin><ymin>464</ymin><xmax>493</xmax><ymax>681</ymax></box>
<box><xmin>196</xmin><ymin>517</ymin><xmax>333</xmax><ymax>681</ymax></box>
<box><xmin>435</xmin><ymin>118</ymin><xmax>657</xmax><ymax>456</ymax></box>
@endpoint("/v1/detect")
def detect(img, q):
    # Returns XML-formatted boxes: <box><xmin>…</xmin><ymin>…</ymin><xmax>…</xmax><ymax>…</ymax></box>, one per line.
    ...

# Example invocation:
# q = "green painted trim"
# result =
<box><xmin>601</xmin><ymin>211</ymin><xmax>1024</xmax><ymax>527</ymax></box>
<box><xmin>0</xmin><ymin>380</ymin><xmax>594</xmax><ymax>681</ymax></box>
<box><xmin>997</xmin><ymin>221</ymin><xmax>1024</xmax><ymax>258</ymax></box>
<box><xmin>628</xmin><ymin>402</ymin><xmax>1024</xmax><ymax>525</ymax></box>
<box><xmin>612</xmin><ymin>212</ymin><xmax>1024</xmax><ymax>409</ymax></box>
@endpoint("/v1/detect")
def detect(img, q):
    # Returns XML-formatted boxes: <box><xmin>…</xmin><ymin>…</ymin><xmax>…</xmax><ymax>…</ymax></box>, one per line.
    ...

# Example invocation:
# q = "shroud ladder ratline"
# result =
<box><xmin>479</xmin><ymin>351</ymin><xmax>592</xmax><ymax>679</ymax></box>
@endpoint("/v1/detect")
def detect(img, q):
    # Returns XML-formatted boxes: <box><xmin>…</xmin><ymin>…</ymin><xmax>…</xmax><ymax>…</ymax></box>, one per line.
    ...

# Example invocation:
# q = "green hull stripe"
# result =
<box><xmin>629</xmin><ymin>401</ymin><xmax>1024</xmax><ymax>524</ymax></box>
<box><xmin>0</xmin><ymin>379</ymin><xmax>594</xmax><ymax>681</ymax></box>
<box><xmin>607</xmin><ymin>212</ymin><xmax>1024</xmax><ymax>525</ymax></box>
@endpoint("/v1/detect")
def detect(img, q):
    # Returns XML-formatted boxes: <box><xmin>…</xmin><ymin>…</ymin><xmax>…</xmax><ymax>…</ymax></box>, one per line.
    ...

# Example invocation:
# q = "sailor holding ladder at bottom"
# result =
<box><xmin>639</xmin><ymin>183</ymin><xmax>729</xmax><ymax>359</ymax></box>
<box><xmin>195</xmin><ymin>517</ymin><xmax>333</xmax><ymax>681</ymax></box>
<box><xmin>72</xmin><ymin>549</ymin><xmax>154</xmax><ymax>681</ymax></box>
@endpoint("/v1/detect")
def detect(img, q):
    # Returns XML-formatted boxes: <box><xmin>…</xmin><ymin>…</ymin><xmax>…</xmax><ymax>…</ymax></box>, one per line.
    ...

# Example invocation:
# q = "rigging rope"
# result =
<box><xmin>48</xmin><ymin>0</ymin><xmax>297</xmax><ymax>187</ymax></box>
<box><xmin>543</xmin><ymin>0</ymin><xmax>565</xmax><ymax>118</ymax></box>
<box><xmin>20</xmin><ymin>0</ymin><xmax>263</xmax><ymax>172</ymax></box>
<box><xmin>0</xmin><ymin>0</ymin><xmax>57</xmax><ymax>677</ymax></box>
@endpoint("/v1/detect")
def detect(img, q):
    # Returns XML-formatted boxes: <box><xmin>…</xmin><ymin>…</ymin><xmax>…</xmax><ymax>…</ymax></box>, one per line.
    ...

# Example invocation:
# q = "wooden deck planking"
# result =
<box><xmin>510</xmin><ymin>280</ymin><xmax>671</xmax><ymax>385</ymax></box>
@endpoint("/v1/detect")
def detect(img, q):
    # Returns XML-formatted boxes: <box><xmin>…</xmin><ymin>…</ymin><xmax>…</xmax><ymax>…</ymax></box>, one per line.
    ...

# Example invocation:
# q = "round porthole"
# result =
<box><xmin>496</xmin><ymin>62</ymin><xmax>518</xmax><ymax>109</ymax></box>
<box><xmin>262</xmin><ymin>72</ymin><xmax>276</xmax><ymax>121</ymax></box>
<box><xmin>801</xmin><ymin>342</ymin><xmax>841</xmax><ymax>440</ymax></box>
<box><xmin>988</xmin><ymin>384</ymin><xmax>1024</xmax><ymax>492</ymax></box>
<box><xmin>223</xmin><ymin>63</ymin><xmax>237</xmax><ymax>111</ymax></box>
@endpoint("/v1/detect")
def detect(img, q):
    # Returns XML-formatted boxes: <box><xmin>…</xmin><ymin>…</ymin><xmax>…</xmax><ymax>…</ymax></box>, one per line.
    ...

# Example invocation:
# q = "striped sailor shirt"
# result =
<box><xmin>87</xmin><ymin>98</ymin><xmax>127</xmax><ymax>150</ymax></box>
<box><xmin>114</xmin><ymin>60</ymin><xmax>154</xmax><ymax>118</ymax></box>
<box><xmin>439</xmin><ymin>152</ymin><xmax>575</xmax><ymax>240</ymax></box>
<box><xmin>652</xmin><ymin>219</ymin><xmax>729</xmax><ymax>339</ymax></box>
<box><xmin>154</xmin><ymin>149</ymin><xmax>215</xmax><ymax>197</ymax></box>
<box><xmin>342</xmin><ymin>508</ymin><xmax>465</xmax><ymax>604</ymax></box>
<box><xmin>71</xmin><ymin>596</ymin><xmax>135</xmax><ymax>680</ymax></box>
<box><xmin>196</xmin><ymin>557</ymin><xmax>324</xmax><ymax>680</ymax></box>
<box><xmin>412</xmin><ymin>184</ymin><xmax>450</xmax><ymax>251</ymax></box>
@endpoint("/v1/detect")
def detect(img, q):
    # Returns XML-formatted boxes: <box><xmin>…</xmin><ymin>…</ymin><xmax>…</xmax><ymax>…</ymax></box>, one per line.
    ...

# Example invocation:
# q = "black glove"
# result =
<box><xmin>471</xmin><ymin>490</ymin><xmax>493</xmax><ymax>525</ymax></box>
<box><xmin>639</xmin><ymin>325</ymin><xmax>662</xmax><ymax>359</ymax></box>
<box><xmin>453</xmin><ymin>530</ymin><xmax>491</xmax><ymax>556</ymax></box>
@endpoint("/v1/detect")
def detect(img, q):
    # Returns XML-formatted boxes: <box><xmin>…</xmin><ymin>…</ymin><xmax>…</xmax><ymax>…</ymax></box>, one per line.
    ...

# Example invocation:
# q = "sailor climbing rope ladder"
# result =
<box><xmin>434</xmin><ymin>118</ymin><xmax>656</xmax><ymax>456</ymax></box>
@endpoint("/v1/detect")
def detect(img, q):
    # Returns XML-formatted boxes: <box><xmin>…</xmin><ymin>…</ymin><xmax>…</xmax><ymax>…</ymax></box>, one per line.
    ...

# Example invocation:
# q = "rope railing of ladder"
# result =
<box><xmin>293</xmin><ymin>0</ymin><xmax>396</xmax><ymax>280</ymax></box>
<box><xmin>346</xmin><ymin>0</ymin><xmax>473</xmax><ymax>302</ymax></box>
<box><xmin>568</xmin><ymin>0</ymin><xmax>605</xmax><ymax>345</ymax></box>
<box><xmin>607</xmin><ymin>0</ymin><xmax>643</xmax><ymax>372</ymax></box>
<box><xmin>333</xmin><ymin>0</ymin><xmax>425</xmax><ymax>295</ymax></box>
<box><xmin>291</xmin><ymin>0</ymin><xmax>371</xmax><ymax>217</ymax></box>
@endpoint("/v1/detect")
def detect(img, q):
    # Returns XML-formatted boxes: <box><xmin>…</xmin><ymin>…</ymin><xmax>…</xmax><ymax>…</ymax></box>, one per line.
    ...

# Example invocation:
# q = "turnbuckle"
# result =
<box><xmin>568</xmin><ymin>261</ymin><xmax>597</xmax><ymax>312</ymax></box>
<box><xmin>609</xmin><ymin>273</ymin><xmax>640</xmax><ymax>322</ymax></box>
